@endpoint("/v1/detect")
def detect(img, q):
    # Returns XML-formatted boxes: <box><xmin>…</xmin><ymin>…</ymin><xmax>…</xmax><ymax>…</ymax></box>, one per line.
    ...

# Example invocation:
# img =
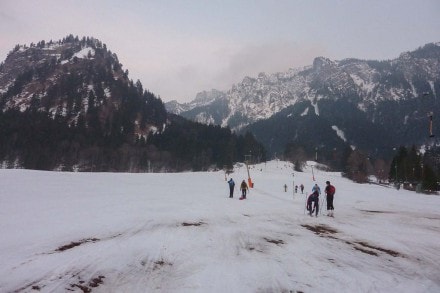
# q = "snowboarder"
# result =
<box><xmin>306</xmin><ymin>190</ymin><xmax>320</xmax><ymax>217</ymax></box>
<box><xmin>300</xmin><ymin>184</ymin><xmax>304</xmax><ymax>194</ymax></box>
<box><xmin>240</xmin><ymin>180</ymin><xmax>249</xmax><ymax>200</ymax></box>
<box><xmin>325</xmin><ymin>181</ymin><xmax>336</xmax><ymax>217</ymax></box>
<box><xmin>227</xmin><ymin>178</ymin><xmax>235</xmax><ymax>198</ymax></box>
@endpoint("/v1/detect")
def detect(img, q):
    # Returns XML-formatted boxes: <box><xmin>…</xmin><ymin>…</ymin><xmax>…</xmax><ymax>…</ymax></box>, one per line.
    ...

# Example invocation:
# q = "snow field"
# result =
<box><xmin>0</xmin><ymin>161</ymin><xmax>439</xmax><ymax>292</ymax></box>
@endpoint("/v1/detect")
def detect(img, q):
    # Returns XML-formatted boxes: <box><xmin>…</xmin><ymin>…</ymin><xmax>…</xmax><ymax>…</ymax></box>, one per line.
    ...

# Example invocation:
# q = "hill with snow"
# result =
<box><xmin>1</xmin><ymin>161</ymin><xmax>439</xmax><ymax>292</ymax></box>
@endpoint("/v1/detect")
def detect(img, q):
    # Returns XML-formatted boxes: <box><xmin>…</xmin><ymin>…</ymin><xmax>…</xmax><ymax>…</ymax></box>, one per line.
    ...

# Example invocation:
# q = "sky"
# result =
<box><xmin>1</xmin><ymin>0</ymin><xmax>440</xmax><ymax>103</ymax></box>
<box><xmin>1</xmin><ymin>161</ymin><xmax>439</xmax><ymax>292</ymax></box>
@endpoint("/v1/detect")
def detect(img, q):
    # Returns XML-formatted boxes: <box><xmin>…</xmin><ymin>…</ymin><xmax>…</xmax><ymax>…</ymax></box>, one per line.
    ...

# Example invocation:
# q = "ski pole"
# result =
<box><xmin>303</xmin><ymin>193</ymin><xmax>308</xmax><ymax>215</ymax></box>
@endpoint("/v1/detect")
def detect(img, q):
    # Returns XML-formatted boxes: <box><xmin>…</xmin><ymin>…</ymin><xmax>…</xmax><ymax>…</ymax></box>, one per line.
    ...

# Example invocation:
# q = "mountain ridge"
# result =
<box><xmin>166</xmin><ymin>42</ymin><xmax>440</xmax><ymax>159</ymax></box>
<box><xmin>0</xmin><ymin>35</ymin><xmax>265</xmax><ymax>171</ymax></box>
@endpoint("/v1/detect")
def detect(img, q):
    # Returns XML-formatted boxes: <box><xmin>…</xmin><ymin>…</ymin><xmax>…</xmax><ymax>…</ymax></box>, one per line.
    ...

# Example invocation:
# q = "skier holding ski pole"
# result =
<box><xmin>309</xmin><ymin>184</ymin><xmax>321</xmax><ymax>217</ymax></box>
<box><xmin>306</xmin><ymin>190</ymin><xmax>320</xmax><ymax>217</ymax></box>
<box><xmin>324</xmin><ymin>181</ymin><xmax>336</xmax><ymax>217</ymax></box>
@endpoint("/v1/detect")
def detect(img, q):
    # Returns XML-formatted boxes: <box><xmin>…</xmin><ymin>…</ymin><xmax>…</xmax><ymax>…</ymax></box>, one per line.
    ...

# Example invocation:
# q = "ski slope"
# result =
<box><xmin>0</xmin><ymin>161</ymin><xmax>439</xmax><ymax>292</ymax></box>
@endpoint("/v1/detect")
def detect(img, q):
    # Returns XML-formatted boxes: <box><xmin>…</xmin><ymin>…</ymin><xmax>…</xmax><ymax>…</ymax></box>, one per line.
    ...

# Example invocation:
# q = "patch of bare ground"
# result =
<box><xmin>353</xmin><ymin>246</ymin><xmax>379</xmax><ymax>256</ymax></box>
<box><xmin>140</xmin><ymin>258</ymin><xmax>173</xmax><ymax>271</ymax></box>
<box><xmin>12</xmin><ymin>280</ymin><xmax>43</xmax><ymax>293</ymax></box>
<box><xmin>264</xmin><ymin>237</ymin><xmax>285</xmax><ymax>245</ymax></box>
<box><xmin>355</xmin><ymin>241</ymin><xmax>401</xmax><ymax>257</ymax></box>
<box><xmin>153</xmin><ymin>260</ymin><xmax>173</xmax><ymax>271</ymax></box>
<box><xmin>55</xmin><ymin>238</ymin><xmax>100</xmax><ymax>252</ymax></box>
<box><xmin>301</xmin><ymin>224</ymin><xmax>338</xmax><ymax>236</ymax></box>
<box><xmin>302</xmin><ymin>224</ymin><xmax>403</xmax><ymax>258</ymax></box>
<box><xmin>68</xmin><ymin>276</ymin><xmax>105</xmax><ymax>293</ymax></box>
<box><xmin>181</xmin><ymin>221</ymin><xmax>205</xmax><ymax>226</ymax></box>
<box><xmin>360</xmin><ymin>210</ymin><xmax>394</xmax><ymax>214</ymax></box>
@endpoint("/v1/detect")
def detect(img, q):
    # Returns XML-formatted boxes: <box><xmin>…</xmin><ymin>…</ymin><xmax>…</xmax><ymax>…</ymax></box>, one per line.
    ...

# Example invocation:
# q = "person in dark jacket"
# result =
<box><xmin>227</xmin><ymin>178</ymin><xmax>235</xmax><ymax>198</ymax></box>
<box><xmin>307</xmin><ymin>190</ymin><xmax>320</xmax><ymax>217</ymax></box>
<box><xmin>240</xmin><ymin>180</ymin><xmax>249</xmax><ymax>200</ymax></box>
<box><xmin>325</xmin><ymin>181</ymin><xmax>336</xmax><ymax>217</ymax></box>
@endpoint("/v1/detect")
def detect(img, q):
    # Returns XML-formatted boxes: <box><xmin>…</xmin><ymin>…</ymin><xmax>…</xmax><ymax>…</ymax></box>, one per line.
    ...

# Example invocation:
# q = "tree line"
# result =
<box><xmin>284</xmin><ymin>142</ymin><xmax>439</xmax><ymax>192</ymax></box>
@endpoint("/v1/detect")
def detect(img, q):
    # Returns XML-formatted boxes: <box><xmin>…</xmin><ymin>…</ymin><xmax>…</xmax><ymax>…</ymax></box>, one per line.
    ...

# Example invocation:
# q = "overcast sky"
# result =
<box><xmin>1</xmin><ymin>0</ymin><xmax>439</xmax><ymax>103</ymax></box>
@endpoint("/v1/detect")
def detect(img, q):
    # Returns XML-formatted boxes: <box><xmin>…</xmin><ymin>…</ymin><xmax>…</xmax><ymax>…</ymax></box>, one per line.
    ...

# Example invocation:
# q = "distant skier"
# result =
<box><xmin>300</xmin><ymin>184</ymin><xmax>304</xmax><ymax>194</ymax></box>
<box><xmin>227</xmin><ymin>178</ymin><xmax>235</xmax><ymax>198</ymax></box>
<box><xmin>295</xmin><ymin>185</ymin><xmax>298</xmax><ymax>193</ymax></box>
<box><xmin>307</xmin><ymin>190</ymin><xmax>320</xmax><ymax>217</ymax></box>
<box><xmin>325</xmin><ymin>181</ymin><xmax>336</xmax><ymax>217</ymax></box>
<box><xmin>240</xmin><ymin>180</ymin><xmax>249</xmax><ymax>200</ymax></box>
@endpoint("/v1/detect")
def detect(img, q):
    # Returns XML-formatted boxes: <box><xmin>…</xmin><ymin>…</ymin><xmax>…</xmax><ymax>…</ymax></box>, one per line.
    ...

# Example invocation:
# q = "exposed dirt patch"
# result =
<box><xmin>13</xmin><ymin>279</ymin><xmax>43</xmax><ymax>292</ymax></box>
<box><xmin>181</xmin><ymin>221</ymin><xmax>205</xmax><ymax>227</ymax></box>
<box><xmin>360</xmin><ymin>210</ymin><xmax>394</xmax><ymax>214</ymax></box>
<box><xmin>70</xmin><ymin>283</ymin><xmax>91</xmax><ymax>293</ymax></box>
<box><xmin>246</xmin><ymin>245</ymin><xmax>263</xmax><ymax>252</ymax></box>
<box><xmin>302</xmin><ymin>224</ymin><xmax>403</xmax><ymax>258</ymax></box>
<box><xmin>353</xmin><ymin>246</ymin><xmax>379</xmax><ymax>256</ymax></box>
<box><xmin>153</xmin><ymin>259</ymin><xmax>173</xmax><ymax>271</ymax></box>
<box><xmin>355</xmin><ymin>241</ymin><xmax>401</xmax><ymax>257</ymax></box>
<box><xmin>55</xmin><ymin>238</ymin><xmax>100</xmax><ymax>252</ymax></box>
<box><xmin>89</xmin><ymin>276</ymin><xmax>105</xmax><ymax>288</ymax></box>
<box><xmin>301</xmin><ymin>224</ymin><xmax>338</xmax><ymax>236</ymax></box>
<box><xmin>264</xmin><ymin>237</ymin><xmax>285</xmax><ymax>245</ymax></box>
<box><xmin>69</xmin><ymin>275</ymin><xmax>105</xmax><ymax>292</ymax></box>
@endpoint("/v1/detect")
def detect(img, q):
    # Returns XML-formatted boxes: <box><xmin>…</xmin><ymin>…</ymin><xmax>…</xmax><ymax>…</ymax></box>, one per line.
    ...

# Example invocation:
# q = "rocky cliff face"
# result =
<box><xmin>166</xmin><ymin>43</ymin><xmax>440</xmax><ymax>158</ymax></box>
<box><xmin>0</xmin><ymin>35</ymin><xmax>167</xmax><ymax>136</ymax></box>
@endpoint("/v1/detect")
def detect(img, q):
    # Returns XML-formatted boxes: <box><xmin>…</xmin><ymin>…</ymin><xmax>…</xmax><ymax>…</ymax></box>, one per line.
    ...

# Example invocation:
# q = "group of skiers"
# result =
<box><xmin>227</xmin><ymin>178</ymin><xmax>336</xmax><ymax>217</ymax></box>
<box><xmin>306</xmin><ymin>181</ymin><xmax>336</xmax><ymax>217</ymax></box>
<box><xmin>295</xmin><ymin>184</ymin><xmax>305</xmax><ymax>194</ymax></box>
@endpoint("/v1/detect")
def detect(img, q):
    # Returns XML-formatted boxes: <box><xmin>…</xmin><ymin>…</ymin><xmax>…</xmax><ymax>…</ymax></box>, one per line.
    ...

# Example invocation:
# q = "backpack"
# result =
<box><xmin>328</xmin><ymin>185</ymin><xmax>335</xmax><ymax>195</ymax></box>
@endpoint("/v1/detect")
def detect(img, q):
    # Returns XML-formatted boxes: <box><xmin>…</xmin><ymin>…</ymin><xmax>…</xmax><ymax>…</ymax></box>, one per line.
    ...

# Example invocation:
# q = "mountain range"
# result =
<box><xmin>166</xmin><ymin>43</ymin><xmax>440</xmax><ymax>161</ymax></box>
<box><xmin>0</xmin><ymin>35</ymin><xmax>263</xmax><ymax>171</ymax></box>
<box><xmin>1</xmin><ymin>35</ymin><xmax>439</xmax><ymax>172</ymax></box>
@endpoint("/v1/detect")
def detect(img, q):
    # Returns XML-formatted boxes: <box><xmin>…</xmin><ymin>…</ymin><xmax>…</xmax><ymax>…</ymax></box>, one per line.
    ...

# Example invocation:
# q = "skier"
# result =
<box><xmin>306</xmin><ymin>190</ymin><xmax>320</xmax><ymax>217</ymax></box>
<box><xmin>295</xmin><ymin>185</ymin><xmax>298</xmax><ymax>193</ymax></box>
<box><xmin>239</xmin><ymin>180</ymin><xmax>249</xmax><ymax>200</ymax></box>
<box><xmin>325</xmin><ymin>181</ymin><xmax>336</xmax><ymax>217</ymax></box>
<box><xmin>300</xmin><ymin>184</ymin><xmax>304</xmax><ymax>194</ymax></box>
<box><xmin>312</xmin><ymin>183</ymin><xmax>321</xmax><ymax>195</ymax></box>
<box><xmin>227</xmin><ymin>178</ymin><xmax>235</xmax><ymax>198</ymax></box>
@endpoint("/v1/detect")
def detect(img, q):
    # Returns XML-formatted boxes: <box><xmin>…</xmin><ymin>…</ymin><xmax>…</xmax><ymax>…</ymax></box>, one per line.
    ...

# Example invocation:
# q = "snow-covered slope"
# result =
<box><xmin>1</xmin><ymin>162</ymin><xmax>439</xmax><ymax>292</ymax></box>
